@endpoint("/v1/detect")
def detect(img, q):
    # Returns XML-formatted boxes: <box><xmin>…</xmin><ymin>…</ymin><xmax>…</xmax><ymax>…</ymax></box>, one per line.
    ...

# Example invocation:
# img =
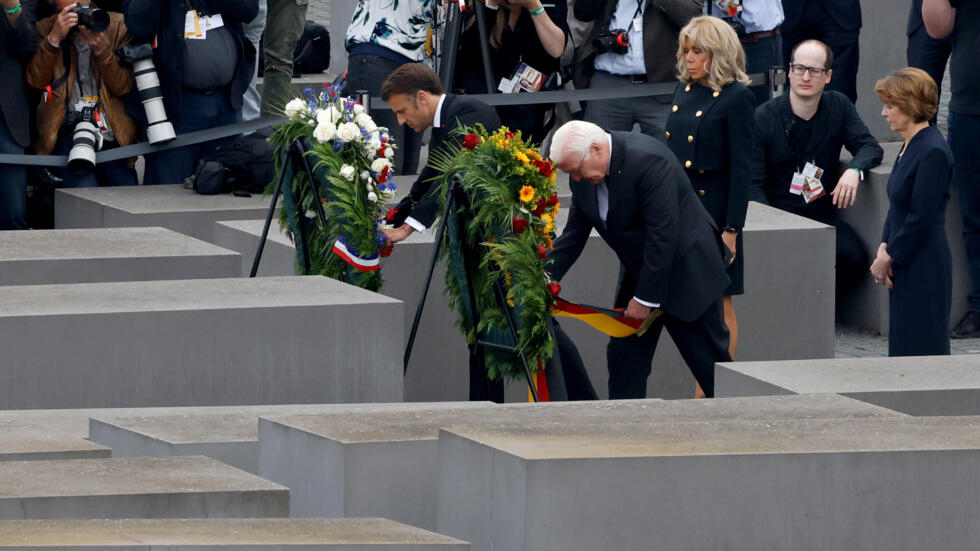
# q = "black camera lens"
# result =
<box><xmin>71</xmin><ymin>4</ymin><xmax>110</xmax><ymax>33</ymax></box>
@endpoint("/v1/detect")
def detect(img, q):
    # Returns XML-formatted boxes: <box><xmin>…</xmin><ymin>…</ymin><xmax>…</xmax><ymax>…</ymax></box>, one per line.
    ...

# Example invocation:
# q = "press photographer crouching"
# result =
<box><xmin>27</xmin><ymin>1</ymin><xmax>138</xmax><ymax>187</ymax></box>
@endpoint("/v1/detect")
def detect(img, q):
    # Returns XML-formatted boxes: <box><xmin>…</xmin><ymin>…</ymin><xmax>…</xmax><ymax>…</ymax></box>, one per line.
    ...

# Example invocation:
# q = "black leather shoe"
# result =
<box><xmin>951</xmin><ymin>310</ymin><xmax>980</xmax><ymax>339</ymax></box>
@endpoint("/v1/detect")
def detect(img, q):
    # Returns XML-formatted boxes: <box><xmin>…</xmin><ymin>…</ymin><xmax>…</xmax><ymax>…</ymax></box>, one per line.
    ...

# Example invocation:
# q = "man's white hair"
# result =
<box><xmin>549</xmin><ymin>120</ymin><xmax>607</xmax><ymax>165</ymax></box>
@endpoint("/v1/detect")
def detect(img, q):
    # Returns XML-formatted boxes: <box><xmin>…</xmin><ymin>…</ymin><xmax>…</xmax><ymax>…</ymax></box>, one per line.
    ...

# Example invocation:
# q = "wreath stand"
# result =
<box><xmin>404</xmin><ymin>174</ymin><xmax>541</xmax><ymax>402</ymax></box>
<box><xmin>250</xmin><ymin>139</ymin><xmax>328</xmax><ymax>277</ymax></box>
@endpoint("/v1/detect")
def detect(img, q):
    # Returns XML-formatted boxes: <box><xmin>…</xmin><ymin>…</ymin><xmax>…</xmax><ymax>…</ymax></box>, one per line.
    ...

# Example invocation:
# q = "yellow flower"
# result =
<box><xmin>515</xmin><ymin>151</ymin><xmax>530</xmax><ymax>164</ymax></box>
<box><xmin>527</xmin><ymin>149</ymin><xmax>542</xmax><ymax>161</ymax></box>
<box><xmin>519</xmin><ymin>185</ymin><xmax>535</xmax><ymax>203</ymax></box>
<box><xmin>549</xmin><ymin>171</ymin><xmax>557</xmax><ymax>182</ymax></box>
<box><xmin>541</xmin><ymin>213</ymin><xmax>554</xmax><ymax>233</ymax></box>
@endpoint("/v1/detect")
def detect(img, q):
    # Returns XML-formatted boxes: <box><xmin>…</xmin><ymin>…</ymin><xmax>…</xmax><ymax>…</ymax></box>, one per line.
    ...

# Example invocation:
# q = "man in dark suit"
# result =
<box><xmin>573</xmin><ymin>0</ymin><xmax>700</xmax><ymax>138</ymax></box>
<box><xmin>0</xmin><ymin>0</ymin><xmax>37</xmax><ymax>230</ymax></box>
<box><xmin>547</xmin><ymin>120</ymin><xmax>731</xmax><ymax>398</ymax></box>
<box><xmin>380</xmin><ymin>63</ymin><xmax>505</xmax><ymax>402</ymax></box>
<box><xmin>907</xmin><ymin>0</ymin><xmax>950</xmax><ymax>125</ymax></box>
<box><xmin>781</xmin><ymin>0</ymin><xmax>861</xmax><ymax>103</ymax></box>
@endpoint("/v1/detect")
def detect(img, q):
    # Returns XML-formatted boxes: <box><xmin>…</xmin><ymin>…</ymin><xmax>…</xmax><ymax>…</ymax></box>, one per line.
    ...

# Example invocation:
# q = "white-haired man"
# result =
<box><xmin>547</xmin><ymin>120</ymin><xmax>732</xmax><ymax>398</ymax></box>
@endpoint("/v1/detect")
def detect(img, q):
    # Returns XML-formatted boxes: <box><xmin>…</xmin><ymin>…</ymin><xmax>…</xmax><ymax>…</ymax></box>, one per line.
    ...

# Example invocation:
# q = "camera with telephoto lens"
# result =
<box><xmin>70</xmin><ymin>3</ymin><xmax>110</xmax><ymax>33</ymax></box>
<box><xmin>117</xmin><ymin>43</ymin><xmax>176</xmax><ymax>145</ymax></box>
<box><xmin>65</xmin><ymin>106</ymin><xmax>103</xmax><ymax>174</ymax></box>
<box><xmin>593</xmin><ymin>29</ymin><xmax>630</xmax><ymax>55</ymax></box>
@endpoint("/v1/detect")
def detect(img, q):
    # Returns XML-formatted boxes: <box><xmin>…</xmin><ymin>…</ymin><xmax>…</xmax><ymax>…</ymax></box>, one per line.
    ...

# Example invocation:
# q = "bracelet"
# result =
<box><xmin>4</xmin><ymin>4</ymin><xmax>21</xmax><ymax>15</ymax></box>
<box><xmin>530</xmin><ymin>5</ymin><xmax>545</xmax><ymax>16</ymax></box>
<box><xmin>851</xmin><ymin>167</ymin><xmax>864</xmax><ymax>181</ymax></box>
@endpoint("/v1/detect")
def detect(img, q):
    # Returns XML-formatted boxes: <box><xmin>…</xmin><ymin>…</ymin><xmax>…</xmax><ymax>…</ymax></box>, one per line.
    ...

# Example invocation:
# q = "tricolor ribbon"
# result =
<box><xmin>551</xmin><ymin>297</ymin><xmax>660</xmax><ymax>338</ymax></box>
<box><xmin>332</xmin><ymin>236</ymin><xmax>380</xmax><ymax>272</ymax></box>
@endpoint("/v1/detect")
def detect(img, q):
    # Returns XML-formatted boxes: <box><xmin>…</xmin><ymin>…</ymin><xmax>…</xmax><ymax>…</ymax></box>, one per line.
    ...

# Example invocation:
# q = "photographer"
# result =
<box><xmin>0</xmin><ymin>0</ymin><xmax>37</xmax><ymax>229</ymax></box>
<box><xmin>124</xmin><ymin>0</ymin><xmax>258</xmax><ymax>186</ymax></box>
<box><xmin>28</xmin><ymin>1</ymin><xmax>137</xmax><ymax>187</ymax></box>
<box><xmin>456</xmin><ymin>0</ymin><xmax>568</xmax><ymax>143</ymax></box>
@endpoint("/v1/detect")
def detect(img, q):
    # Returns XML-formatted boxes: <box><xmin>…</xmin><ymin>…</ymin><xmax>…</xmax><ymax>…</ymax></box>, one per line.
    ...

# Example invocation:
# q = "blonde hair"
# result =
<box><xmin>874</xmin><ymin>67</ymin><xmax>939</xmax><ymax>124</ymax></box>
<box><xmin>675</xmin><ymin>16</ymin><xmax>750</xmax><ymax>92</ymax></box>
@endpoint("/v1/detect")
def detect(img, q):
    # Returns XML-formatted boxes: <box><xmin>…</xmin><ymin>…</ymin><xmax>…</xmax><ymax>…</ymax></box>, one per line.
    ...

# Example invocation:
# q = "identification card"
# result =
<box><xmin>801</xmin><ymin>177</ymin><xmax>826</xmax><ymax>203</ymax></box>
<box><xmin>204</xmin><ymin>13</ymin><xmax>224</xmax><ymax>31</ymax></box>
<box><xmin>184</xmin><ymin>10</ymin><xmax>205</xmax><ymax>39</ymax></box>
<box><xmin>789</xmin><ymin>172</ymin><xmax>805</xmax><ymax>195</ymax></box>
<box><xmin>633</xmin><ymin>17</ymin><xmax>642</xmax><ymax>30</ymax></box>
<box><xmin>497</xmin><ymin>77</ymin><xmax>520</xmax><ymax>94</ymax></box>
<box><xmin>713</xmin><ymin>0</ymin><xmax>741</xmax><ymax>16</ymax></box>
<box><xmin>802</xmin><ymin>161</ymin><xmax>824</xmax><ymax>181</ymax></box>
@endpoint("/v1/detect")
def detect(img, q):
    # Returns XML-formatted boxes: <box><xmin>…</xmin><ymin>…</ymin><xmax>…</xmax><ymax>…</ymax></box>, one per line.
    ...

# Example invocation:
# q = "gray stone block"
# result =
<box><xmin>436</xmin><ymin>416</ymin><xmax>980</xmax><ymax>551</ymax></box>
<box><xmin>0</xmin><ymin>456</ymin><xmax>288</xmax><ymax>519</ymax></box>
<box><xmin>839</xmin><ymin>143</ymin><xmax>970</xmax><ymax>335</ymax></box>
<box><xmin>0</xmin><ymin>227</ymin><xmax>240</xmax><ymax>285</ymax></box>
<box><xmin>89</xmin><ymin>402</ymin><xmax>483</xmax><ymax>474</ymax></box>
<box><xmin>716</xmin><ymin>355</ymin><xmax>980</xmax><ymax>416</ymax></box>
<box><xmin>258</xmin><ymin>395</ymin><xmax>899</xmax><ymax>529</ymax></box>
<box><xmin>214</xmin><ymin>219</ymin><xmax>297</xmax><ymax>277</ymax></box>
<box><xmin>0</xmin><ymin>422</ymin><xmax>109</xmax><ymax>461</ymax></box>
<box><xmin>0</xmin><ymin>276</ymin><xmax>402</xmax><ymax>409</ymax></box>
<box><xmin>0</xmin><ymin>518</ymin><xmax>469</xmax><ymax>550</ymax></box>
<box><xmin>55</xmin><ymin>185</ymin><xmax>277</xmax><ymax>243</ymax></box>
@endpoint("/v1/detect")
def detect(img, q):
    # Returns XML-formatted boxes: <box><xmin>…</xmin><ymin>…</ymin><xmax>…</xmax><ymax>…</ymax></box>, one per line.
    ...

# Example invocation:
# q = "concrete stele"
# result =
<box><xmin>258</xmin><ymin>395</ymin><xmax>902</xmax><ymax>530</ymax></box>
<box><xmin>716</xmin><ymin>355</ymin><xmax>980</xmax><ymax>415</ymax></box>
<box><xmin>0</xmin><ymin>518</ymin><xmax>469</xmax><ymax>549</ymax></box>
<box><xmin>437</xmin><ymin>416</ymin><xmax>980</xmax><ymax>551</ymax></box>
<box><xmin>0</xmin><ymin>422</ymin><xmax>109</xmax><ymax>462</ymax></box>
<box><xmin>0</xmin><ymin>455</ymin><xmax>288</xmax><ymax>519</ymax></box>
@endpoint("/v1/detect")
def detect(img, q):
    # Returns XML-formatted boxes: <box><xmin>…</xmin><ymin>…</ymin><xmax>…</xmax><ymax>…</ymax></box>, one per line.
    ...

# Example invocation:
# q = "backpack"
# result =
<box><xmin>189</xmin><ymin>134</ymin><xmax>276</xmax><ymax>196</ymax></box>
<box><xmin>259</xmin><ymin>20</ymin><xmax>330</xmax><ymax>76</ymax></box>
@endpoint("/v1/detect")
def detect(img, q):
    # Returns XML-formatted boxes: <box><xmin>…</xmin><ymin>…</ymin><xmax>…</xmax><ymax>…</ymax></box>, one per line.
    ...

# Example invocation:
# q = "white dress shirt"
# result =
<box><xmin>404</xmin><ymin>94</ymin><xmax>449</xmax><ymax>233</ymax></box>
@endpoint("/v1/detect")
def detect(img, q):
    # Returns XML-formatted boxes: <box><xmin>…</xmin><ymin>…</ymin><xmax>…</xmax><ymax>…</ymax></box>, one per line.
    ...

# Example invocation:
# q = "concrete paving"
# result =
<box><xmin>0</xmin><ymin>423</ymin><xmax>109</xmax><ymax>462</ymax></box>
<box><xmin>437</xmin><ymin>416</ymin><xmax>980</xmax><ymax>551</ymax></box>
<box><xmin>0</xmin><ymin>276</ymin><xmax>403</xmax><ymax>408</ymax></box>
<box><xmin>258</xmin><ymin>395</ymin><xmax>900</xmax><ymax>529</ymax></box>
<box><xmin>0</xmin><ymin>518</ymin><xmax>470</xmax><ymax>549</ymax></box>
<box><xmin>0</xmin><ymin>456</ymin><xmax>288</xmax><ymax>519</ymax></box>
<box><xmin>0</xmin><ymin>227</ymin><xmax>240</xmax><ymax>285</ymax></box>
<box><xmin>716</xmin><ymin>355</ymin><xmax>980</xmax><ymax>416</ymax></box>
<box><xmin>54</xmin><ymin>184</ymin><xmax>277</xmax><ymax>243</ymax></box>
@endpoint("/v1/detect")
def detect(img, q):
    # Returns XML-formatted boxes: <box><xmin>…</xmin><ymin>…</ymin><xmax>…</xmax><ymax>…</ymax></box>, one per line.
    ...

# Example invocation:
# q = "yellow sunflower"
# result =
<box><xmin>515</xmin><ymin>151</ymin><xmax>530</xmax><ymax>164</ymax></box>
<box><xmin>527</xmin><ymin>149</ymin><xmax>542</xmax><ymax>161</ymax></box>
<box><xmin>519</xmin><ymin>185</ymin><xmax>535</xmax><ymax>203</ymax></box>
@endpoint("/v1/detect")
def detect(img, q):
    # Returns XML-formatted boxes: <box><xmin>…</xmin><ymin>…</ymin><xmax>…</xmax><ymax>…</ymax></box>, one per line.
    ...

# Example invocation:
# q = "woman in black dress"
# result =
<box><xmin>870</xmin><ymin>67</ymin><xmax>953</xmax><ymax>356</ymax></box>
<box><xmin>665</xmin><ymin>16</ymin><xmax>753</xmax><ymax>391</ymax></box>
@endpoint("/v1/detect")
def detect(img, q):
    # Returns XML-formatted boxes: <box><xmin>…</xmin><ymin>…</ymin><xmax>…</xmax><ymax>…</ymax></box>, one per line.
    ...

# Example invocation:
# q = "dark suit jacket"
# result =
<box><xmin>781</xmin><ymin>0</ymin><xmax>862</xmax><ymax>33</ymax></box>
<box><xmin>548</xmin><ymin>131</ymin><xmax>729</xmax><ymax>322</ymax></box>
<box><xmin>393</xmin><ymin>94</ymin><xmax>501</xmax><ymax>228</ymax></box>
<box><xmin>0</xmin><ymin>0</ymin><xmax>38</xmax><ymax>148</ymax></box>
<box><xmin>573</xmin><ymin>0</ymin><xmax>701</xmax><ymax>89</ymax></box>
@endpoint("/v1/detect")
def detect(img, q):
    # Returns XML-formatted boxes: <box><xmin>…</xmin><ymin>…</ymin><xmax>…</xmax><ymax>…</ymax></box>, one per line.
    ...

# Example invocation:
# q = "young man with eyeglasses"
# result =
<box><xmin>749</xmin><ymin>39</ymin><xmax>883</xmax><ymax>306</ymax></box>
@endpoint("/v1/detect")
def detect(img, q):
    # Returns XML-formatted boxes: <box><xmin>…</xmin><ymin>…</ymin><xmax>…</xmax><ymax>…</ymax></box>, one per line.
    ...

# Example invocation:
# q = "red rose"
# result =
<box><xmin>512</xmin><ymin>216</ymin><xmax>528</xmax><ymax>234</ymax></box>
<box><xmin>532</xmin><ymin>198</ymin><xmax>547</xmax><ymax>216</ymax></box>
<box><xmin>505</xmin><ymin>131</ymin><xmax>516</xmax><ymax>138</ymax></box>
<box><xmin>533</xmin><ymin>159</ymin><xmax>553</xmax><ymax>177</ymax></box>
<box><xmin>379</xmin><ymin>241</ymin><xmax>394</xmax><ymax>258</ymax></box>
<box><xmin>547</xmin><ymin>282</ymin><xmax>562</xmax><ymax>297</ymax></box>
<box><xmin>385</xmin><ymin>208</ymin><xmax>398</xmax><ymax>223</ymax></box>
<box><xmin>538</xmin><ymin>245</ymin><xmax>547</xmax><ymax>259</ymax></box>
<box><xmin>546</xmin><ymin>192</ymin><xmax>559</xmax><ymax>206</ymax></box>
<box><xmin>378</xmin><ymin>144</ymin><xmax>386</xmax><ymax>157</ymax></box>
<box><xmin>379</xmin><ymin>165</ymin><xmax>389</xmax><ymax>183</ymax></box>
<box><xmin>462</xmin><ymin>134</ymin><xmax>480</xmax><ymax>149</ymax></box>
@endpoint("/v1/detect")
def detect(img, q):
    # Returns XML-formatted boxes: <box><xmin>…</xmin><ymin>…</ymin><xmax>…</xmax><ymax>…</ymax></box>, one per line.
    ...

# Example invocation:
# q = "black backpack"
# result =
<box><xmin>259</xmin><ymin>20</ymin><xmax>330</xmax><ymax>76</ymax></box>
<box><xmin>189</xmin><ymin>134</ymin><xmax>276</xmax><ymax>196</ymax></box>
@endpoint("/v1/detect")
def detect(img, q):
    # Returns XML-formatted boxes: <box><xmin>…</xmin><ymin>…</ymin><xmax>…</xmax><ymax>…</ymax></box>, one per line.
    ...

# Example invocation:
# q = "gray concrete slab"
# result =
<box><xmin>0</xmin><ymin>422</ymin><xmax>109</xmax><ymax>461</ymax></box>
<box><xmin>55</xmin><ymin>185</ymin><xmax>277</xmax><ymax>243</ymax></box>
<box><xmin>89</xmin><ymin>402</ymin><xmax>485</xmax><ymax>474</ymax></box>
<box><xmin>0</xmin><ymin>455</ymin><xmax>288</xmax><ymax>519</ymax></box>
<box><xmin>716</xmin><ymin>355</ymin><xmax>980</xmax><ymax>416</ymax></box>
<box><xmin>839</xmin><ymin>143</ymin><xmax>970</xmax><ymax>335</ymax></box>
<box><xmin>0</xmin><ymin>227</ymin><xmax>240</xmax><ymax>285</ymax></box>
<box><xmin>0</xmin><ymin>276</ymin><xmax>402</xmax><ymax>409</ymax></box>
<box><xmin>258</xmin><ymin>395</ymin><xmax>900</xmax><ymax>529</ymax></box>
<box><xmin>437</xmin><ymin>416</ymin><xmax>980</xmax><ymax>551</ymax></box>
<box><xmin>0</xmin><ymin>518</ymin><xmax>469</xmax><ymax>550</ymax></box>
<box><xmin>214</xmin><ymin>219</ymin><xmax>297</xmax><ymax>277</ymax></box>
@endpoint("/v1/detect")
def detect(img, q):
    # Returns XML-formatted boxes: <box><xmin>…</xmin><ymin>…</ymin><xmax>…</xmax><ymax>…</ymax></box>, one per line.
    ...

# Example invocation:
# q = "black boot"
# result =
<box><xmin>951</xmin><ymin>310</ymin><xmax>980</xmax><ymax>339</ymax></box>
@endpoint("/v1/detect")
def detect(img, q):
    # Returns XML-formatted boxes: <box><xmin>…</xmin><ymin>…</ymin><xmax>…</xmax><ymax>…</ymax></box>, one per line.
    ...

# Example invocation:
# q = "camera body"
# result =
<box><xmin>70</xmin><ymin>3</ymin><xmax>110</xmax><ymax>33</ymax></box>
<box><xmin>723</xmin><ymin>17</ymin><xmax>746</xmax><ymax>37</ymax></box>
<box><xmin>116</xmin><ymin>43</ymin><xmax>154</xmax><ymax>65</ymax></box>
<box><xmin>64</xmin><ymin>105</ymin><xmax>96</xmax><ymax>128</ymax></box>
<box><xmin>593</xmin><ymin>29</ymin><xmax>630</xmax><ymax>55</ymax></box>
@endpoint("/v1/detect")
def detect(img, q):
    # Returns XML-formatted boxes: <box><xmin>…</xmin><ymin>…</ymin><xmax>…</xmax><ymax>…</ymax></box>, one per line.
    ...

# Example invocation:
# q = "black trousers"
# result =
<box><xmin>906</xmin><ymin>23</ymin><xmax>951</xmax><ymax>126</ymax></box>
<box><xmin>826</xmin><ymin>217</ymin><xmax>869</xmax><ymax>301</ymax></box>
<box><xmin>608</xmin><ymin>269</ymin><xmax>731</xmax><ymax>399</ymax></box>
<box><xmin>781</xmin><ymin>2</ymin><xmax>860</xmax><ymax>103</ymax></box>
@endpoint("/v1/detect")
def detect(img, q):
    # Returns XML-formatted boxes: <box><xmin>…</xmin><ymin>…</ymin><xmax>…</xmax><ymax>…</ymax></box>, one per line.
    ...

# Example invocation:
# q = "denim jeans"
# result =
<box><xmin>143</xmin><ymin>90</ymin><xmax>242</xmax><ymax>186</ymax></box>
<box><xmin>243</xmin><ymin>0</ymin><xmax>268</xmax><ymax>121</ymax></box>
<box><xmin>949</xmin><ymin>111</ymin><xmax>980</xmax><ymax>311</ymax></box>
<box><xmin>0</xmin><ymin>110</ymin><xmax>27</xmax><ymax>230</ymax></box>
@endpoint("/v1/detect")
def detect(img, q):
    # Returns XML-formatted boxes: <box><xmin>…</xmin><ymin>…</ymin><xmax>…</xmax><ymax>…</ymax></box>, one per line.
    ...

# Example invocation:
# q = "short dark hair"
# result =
<box><xmin>790</xmin><ymin>39</ymin><xmax>834</xmax><ymax>70</ymax></box>
<box><xmin>381</xmin><ymin>63</ymin><xmax>445</xmax><ymax>101</ymax></box>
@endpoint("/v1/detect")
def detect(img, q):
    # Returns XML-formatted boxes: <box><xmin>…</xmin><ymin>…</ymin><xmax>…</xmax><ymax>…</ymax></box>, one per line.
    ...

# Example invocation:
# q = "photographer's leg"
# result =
<box><xmin>261</xmin><ymin>0</ymin><xmax>309</xmax><ymax>116</ymax></box>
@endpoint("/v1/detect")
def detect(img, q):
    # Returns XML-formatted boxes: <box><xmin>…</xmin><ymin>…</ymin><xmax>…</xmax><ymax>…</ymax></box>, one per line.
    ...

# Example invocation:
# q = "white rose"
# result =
<box><xmin>384</xmin><ymin>147</ymin><xmax>395</xmax><ymax>159</ymax></box>
<box><xmin>284</xmin><ymin>98</ymin><xmax>307</xmax><ymax>120</ymax></box>
<box><xmin>318</xmin><ymin>106</ymin><xmax>342</xmax><ymax>125</ymax></box>
<box><xmin>339</xmin><ymin>164</ymin><xmax>356</xmax><ymax>181</ymax></box>
<box><xmin>367</xmin><ymin>191</ymin><xmax>378</xmax><ymax>202</ymax></box>
<box><xmin>356</xmin><ymin>113</ymin><xmax>378</xmax><ymax>133</ymax></box>
<box><xmin>366</xmin><ymin>136</ymin><xmax>382</xmax><ymax>154</ymax></box>
<box><xmin>366</xmin><ymin>183</ymin><xmax>374</xmax><ymax>192</ymax></box>
<box><xmin>312</xmin><ymin>122</ymin><xmax>336</xmax><ymax>143</ymax></box>
<box><xmin>371</xmin><ymin>157</ymin><xmax>390</xmax><ymax>173</ymax></box>
<box><xmin>337</xmin><ymin>122</ymin><xmax>362</xmax><ymax>142</ymax></box>
<box><xmin>353</xmin><ymin>103</ymin><xmax>365</xmax><ymax>115</ymax></box>
<box><xmin>360</xmin><ymin>171</ymin><xmax>371</xmax><ymax>181</ymax></box>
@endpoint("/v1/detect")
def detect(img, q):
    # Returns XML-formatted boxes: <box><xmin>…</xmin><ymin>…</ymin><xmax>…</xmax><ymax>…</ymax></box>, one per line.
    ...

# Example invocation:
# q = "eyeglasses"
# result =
<box><xmin>789</xmin><ymin>63</ymin><xmax>829</xmax><ymax>76</ymax></box>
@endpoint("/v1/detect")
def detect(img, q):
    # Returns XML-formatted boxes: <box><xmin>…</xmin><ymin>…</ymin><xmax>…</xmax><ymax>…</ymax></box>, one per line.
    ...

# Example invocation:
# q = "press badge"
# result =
<box><xmin>789</xmin><ymin>172</ymin><xmax>805</xmax><ymax>195</ymax></box>
<box><xmin>802</xmin><ymin>178</ymin><xmax>826</xmax><ymax>203</ymax></box>
<box><xmin>184</xmin><ymin>10</ymin><xmax>204</xmax><ymax>39</ymax></box>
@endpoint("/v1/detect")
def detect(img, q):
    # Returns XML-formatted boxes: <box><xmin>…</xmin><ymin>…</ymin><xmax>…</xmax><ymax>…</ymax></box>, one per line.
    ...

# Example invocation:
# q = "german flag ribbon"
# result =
<box><xmin>551</xmin><ymin>297</ymin><xmax>661</xmax><ymax>338</ymax></box>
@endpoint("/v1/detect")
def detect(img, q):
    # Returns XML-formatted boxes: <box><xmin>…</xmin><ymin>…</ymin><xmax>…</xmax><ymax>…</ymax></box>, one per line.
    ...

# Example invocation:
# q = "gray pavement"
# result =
<box><xmin>834</xmin><ymin>323</ymin><xmax>980</xmax><ymax>358</ymax></box>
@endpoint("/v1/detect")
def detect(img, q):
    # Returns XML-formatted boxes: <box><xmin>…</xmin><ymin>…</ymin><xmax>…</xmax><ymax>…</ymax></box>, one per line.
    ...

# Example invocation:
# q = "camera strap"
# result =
<box><xmin>625</xmin><ymin>1</ymin><xmax>643</xmax><ymax>34</ymax></box>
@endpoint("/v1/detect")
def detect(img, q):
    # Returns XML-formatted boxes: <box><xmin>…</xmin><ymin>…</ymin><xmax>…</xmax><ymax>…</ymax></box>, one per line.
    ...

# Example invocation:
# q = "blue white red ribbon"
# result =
<box><xmin>332</xmin><ymin>236</ymin><xmax>380</xmax><ymax>272</ymax></box>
